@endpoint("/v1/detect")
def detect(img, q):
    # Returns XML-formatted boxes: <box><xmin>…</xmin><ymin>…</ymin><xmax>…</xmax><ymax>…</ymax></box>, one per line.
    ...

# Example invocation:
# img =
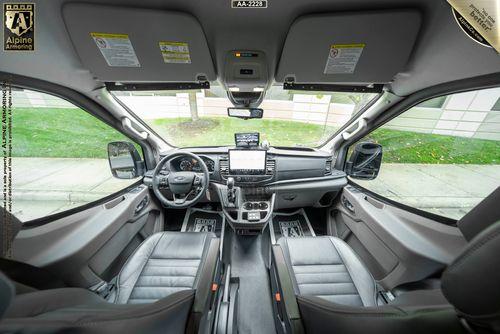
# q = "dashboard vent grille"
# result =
<box><xmin>325</xmin><ymin>159</ymin><xmax>332</xmax><ymax>175</ymax></box>
<box><xmin>266</xmin><ymin>160</ymin><xmax>276</xmax><ymax>175</ymax></box>
<box><xmin>219</xmin><ymin>159</ymin><xmax>229</xmax><ymax>177</ymax></box>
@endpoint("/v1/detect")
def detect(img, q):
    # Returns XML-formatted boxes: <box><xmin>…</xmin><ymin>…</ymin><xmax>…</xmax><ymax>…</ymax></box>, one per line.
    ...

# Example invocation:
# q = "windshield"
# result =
<box><xmin>113</xmin><ymin>85</ymin><xmax>378</xmax><ymax>148</ymax></box>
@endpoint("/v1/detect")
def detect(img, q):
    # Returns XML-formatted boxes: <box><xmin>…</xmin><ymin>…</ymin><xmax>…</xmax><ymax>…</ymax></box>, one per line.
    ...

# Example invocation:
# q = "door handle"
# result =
<box><xmin>134</xmin><ymin>196</ymin><xmax>149</xmax><ymax>215</ymax></box>
<box><xmin>341</xmin><ymin>196</ymin><xmax>355</xmax><ymax>214</ymax></box>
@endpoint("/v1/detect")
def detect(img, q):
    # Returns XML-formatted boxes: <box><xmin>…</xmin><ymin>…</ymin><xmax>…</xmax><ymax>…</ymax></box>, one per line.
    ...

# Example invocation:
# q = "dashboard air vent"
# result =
<box><xmin>325</xmin><ymin>159</ymin><xmax>332</xmax><ymax>175</ymax></box>
<box><xmin>266</xmin><ymin>160</ymin><xmax>276</xmax><ymax>175</ymax></box>
<box><xmin>219</xmin><ymin>159</ymin><xmax>229</xmax><ymax>177</ymax></box>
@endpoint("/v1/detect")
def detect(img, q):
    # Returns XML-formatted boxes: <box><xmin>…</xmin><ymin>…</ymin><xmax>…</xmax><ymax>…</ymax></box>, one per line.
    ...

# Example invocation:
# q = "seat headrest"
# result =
<box><xmin>457</xmin><ymin>187</ymin><xmax>500</xmax><ymax>242</ymax></box>
<box><xmin>442</xmin><ymin>221</ymin><xmax>500</xmax><ymax>333</ymax></box>
<box><xmin>0</xmin><ymin>272</ymin><xmax>14</xmax><ymax>319</ymax></box>
<box><xmin>0</xmin><ymin>207</ymin><xmax>22</xmax><ymax>258</ymax></box>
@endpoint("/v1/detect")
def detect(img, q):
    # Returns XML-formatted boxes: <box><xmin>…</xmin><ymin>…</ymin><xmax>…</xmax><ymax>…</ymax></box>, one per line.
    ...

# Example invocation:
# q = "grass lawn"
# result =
<box><xmin>366</xmin><ymin>129</ymin><xmax>500</xmax><ymax>164</ymax></box>
<box><xmin>149</xmin><ymin>117</ymin><xmax>336</xmax><ymax>147</ymax></box>
<box><xmin>8</xmin><ymin>108</ymin><xmax>500</xmax><ymax>164</ymax></box>
<box><xmin>11</xmin><ymin>108</ymin><xmax>132</xmax><ymax>159</ymax></box>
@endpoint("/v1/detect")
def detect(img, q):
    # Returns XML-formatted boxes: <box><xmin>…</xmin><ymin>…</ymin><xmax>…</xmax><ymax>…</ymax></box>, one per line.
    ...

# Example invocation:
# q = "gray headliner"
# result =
<box><xmin>0</xmin><ymin>0</ymin><xmax>499</xmax><ymax>98</ymax></box>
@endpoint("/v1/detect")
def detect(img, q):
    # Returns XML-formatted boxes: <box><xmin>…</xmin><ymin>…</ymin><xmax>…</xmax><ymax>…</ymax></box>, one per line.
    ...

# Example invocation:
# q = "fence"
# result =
<box><xmin>12</xmin><ymin>87</ymin><xmax>500</xmax><ymax>140</ymax></box>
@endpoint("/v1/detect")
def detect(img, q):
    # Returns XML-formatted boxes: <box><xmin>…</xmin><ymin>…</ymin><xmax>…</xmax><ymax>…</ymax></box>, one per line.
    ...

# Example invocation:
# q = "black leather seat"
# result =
<box><xmin>0</xmin><ymin>208</ymin><xmax>220</xmax><ymax>334</ymax></box>
<box><xmin>276</xmin><ymin>236</ymin><xmax>377</xmax><ymax>307</ymax></box>
<box><xmin>271</xmin><ymin>187</ymin><xmax>500</xmax><ymax>334</ymax></box>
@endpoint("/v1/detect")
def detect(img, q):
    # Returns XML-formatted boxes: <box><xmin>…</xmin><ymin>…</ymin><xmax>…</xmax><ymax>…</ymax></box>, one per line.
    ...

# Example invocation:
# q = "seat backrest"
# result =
<box><xmin>457</xmin><ymin>186</ymin><xmax>500</xmax><ymax>242</ymax></box>
<box><xmin>0</xmin><ymin>207</ymin><xmax>22</xmax><ymax>258</ymax></box>
<box><xmin>441</xmin><ymin>221</ymin><xmax>500</xmax><ymax>334</ymax></box>
<box><xmin>0</xmin><ymin>272</ymin><xmax>14</xmax><ymax>319</ymax></box>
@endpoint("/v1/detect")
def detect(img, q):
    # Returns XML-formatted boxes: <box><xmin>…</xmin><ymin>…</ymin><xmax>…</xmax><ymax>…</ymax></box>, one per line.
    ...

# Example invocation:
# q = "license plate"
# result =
<box><xmin>194</xmin><ymin>218</ymin><xmax>217</xmax><ymax>232</ymax></box>
<box><xmin>231</xmin><ymin>0</ymin><xmax>267</xmax><ymax>8</ymax></box>
<box><xmin>279</xmin><ymin>220</ymin><xmax>303</xmax><ymax>237</ymax></box>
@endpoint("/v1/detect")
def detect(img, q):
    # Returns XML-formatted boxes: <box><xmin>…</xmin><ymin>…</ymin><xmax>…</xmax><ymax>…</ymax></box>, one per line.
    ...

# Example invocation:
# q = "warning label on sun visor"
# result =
<box><xmin>91</xmin><ymin>33</ymin><xmax>140</xmax><ymax>67</ymax></box>
<box><xmin>324</xmin><ymin>43</ymin><xmax>365</xmax><ymax>74</ymax></box>
<box><xmin>159</xmin><ymin>41</ymin><xmax>191</xmax><ymax>64</ymax></box>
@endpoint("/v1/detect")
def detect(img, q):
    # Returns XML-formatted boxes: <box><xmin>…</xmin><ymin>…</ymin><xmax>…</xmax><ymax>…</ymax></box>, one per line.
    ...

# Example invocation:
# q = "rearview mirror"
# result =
<box><xmin>107</xmin><ymin>142</ymin><xmax>145</xmax><ymax>179</ymax></box>
<box><xmin>227</xmin><ymin>107</ymin><xmax>263</xmax><ymax>119</ymax></box>
<box><xmin>346</xmin><ymin>142</ymin><xmax>382</xmax><ymax>180</ymax></box>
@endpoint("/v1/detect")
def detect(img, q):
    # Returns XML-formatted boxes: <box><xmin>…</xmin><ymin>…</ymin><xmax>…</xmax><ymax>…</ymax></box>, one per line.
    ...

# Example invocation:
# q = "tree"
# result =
<box><xmin>347</xmin><ymin>93</ymin><xmax>372</xmax><ymax>113</ymax></box>
<box><xmin>188</xmin><ymin>91</ymin><xmax>199</xmax><ymax>122</ymax></box>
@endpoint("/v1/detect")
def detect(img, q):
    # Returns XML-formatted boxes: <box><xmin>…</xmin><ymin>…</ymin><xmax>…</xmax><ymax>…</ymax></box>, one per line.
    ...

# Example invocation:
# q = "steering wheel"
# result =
<box><xmin>152</xmin><ymin>151</ymin><xmax>210</xmax><ymax>208</ymax></box>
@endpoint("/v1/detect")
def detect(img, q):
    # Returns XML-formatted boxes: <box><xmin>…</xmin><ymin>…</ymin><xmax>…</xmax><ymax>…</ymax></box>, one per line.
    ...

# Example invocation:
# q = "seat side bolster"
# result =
<box><xmin>297</xmin><ymin>295</ymin><xmax>465</xmax><ymax>334</ymax></box>
<box><xmin>329</xmin><ymin>237</ymin><xmax>377</xmax><ymax>307</ymax></box>
<box><xmin>192</xmin><ymin>236</ymin><xmax>220</xmax><ymax>314</ymax></box>
<box><xmin>115</xmin><ymin>233</ymin><xmax>164</xmax><ymax>304</ymax></box>
<box><xmin>272</xmin><ymin>244</ymin><xmax>302</xmax><ymax>321</ymax></box>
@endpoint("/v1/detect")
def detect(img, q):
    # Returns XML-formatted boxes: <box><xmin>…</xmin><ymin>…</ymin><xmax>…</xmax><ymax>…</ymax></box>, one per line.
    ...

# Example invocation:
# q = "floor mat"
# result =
<box><xmin>270</xmin><ymin>209</ymin><xmax>315</xmax><ymax>244</ymax></box>
<box><xmin>181</xmin><ymin>208</ymin><xmax>225</xmax><ymax>237</ymax></box>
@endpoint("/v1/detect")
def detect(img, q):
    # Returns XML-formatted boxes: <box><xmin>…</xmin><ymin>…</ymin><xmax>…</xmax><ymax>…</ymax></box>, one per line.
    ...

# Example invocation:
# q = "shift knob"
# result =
<box><xmin>227</xmin><ymin>177</ymin><xmax>235</xmax><ymax>190</ymax></box>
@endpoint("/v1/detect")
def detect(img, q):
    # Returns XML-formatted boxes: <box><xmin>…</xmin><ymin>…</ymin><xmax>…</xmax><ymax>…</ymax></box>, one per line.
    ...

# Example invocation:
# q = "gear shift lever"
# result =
<box><xmin>227</xmin><ymin>177</ymin><xmax>236</xmax><ymax>204</ymax></box>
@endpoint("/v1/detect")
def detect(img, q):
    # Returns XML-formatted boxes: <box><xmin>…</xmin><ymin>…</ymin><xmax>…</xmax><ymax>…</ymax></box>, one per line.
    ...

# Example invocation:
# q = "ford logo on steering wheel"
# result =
<box><xmin>174</xmin><ymin>176</ymin><xmax>185</xmax><ymax>181</ymax></box>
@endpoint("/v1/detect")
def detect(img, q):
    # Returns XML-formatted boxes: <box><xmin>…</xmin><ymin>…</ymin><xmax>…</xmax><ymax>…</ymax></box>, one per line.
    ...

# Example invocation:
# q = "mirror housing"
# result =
<box><xmin>107</xmin><ymin>141</ymin><xmax>144</xmax><ymax>179</ymax></box>
<box><xmin>346</xmin><ymin>142</ymin><xmax>382</xmax><ymax>180</ymax></box>
<box><xmin>227</xmin><ymin>107</ymin><xmax>263</xmax><ymax>119</ymax></box>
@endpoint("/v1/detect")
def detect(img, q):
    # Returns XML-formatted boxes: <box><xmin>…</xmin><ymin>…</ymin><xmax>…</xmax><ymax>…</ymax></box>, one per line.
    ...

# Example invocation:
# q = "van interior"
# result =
<box><xmin>0</xmin><ymin>1</ymin><xmax>499</xmax><ymax>333</ymax></box>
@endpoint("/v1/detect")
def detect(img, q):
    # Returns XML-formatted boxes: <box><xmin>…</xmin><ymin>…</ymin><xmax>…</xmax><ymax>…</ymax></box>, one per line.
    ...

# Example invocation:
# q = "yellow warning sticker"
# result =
<box><xmin>159</xmin><ymin>41</ymin><xmax>191</xmax><ymax>64</ymax></box>
<box><xmin>324</xmin><ymin>43</ymin><xmax>365</xmax><ymax>74</ymax></box>
<box><xmin>90</xmin><ymin>32</ymin><xmax>140</xmax><ymax>67</ymax></box>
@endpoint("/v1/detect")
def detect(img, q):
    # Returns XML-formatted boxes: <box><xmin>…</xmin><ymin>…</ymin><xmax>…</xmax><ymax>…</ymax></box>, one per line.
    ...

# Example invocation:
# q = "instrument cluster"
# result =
<box><xmin>171</xmin><ymin>156</ymin><xmax>215</xmax><ymax>173</ymax></box>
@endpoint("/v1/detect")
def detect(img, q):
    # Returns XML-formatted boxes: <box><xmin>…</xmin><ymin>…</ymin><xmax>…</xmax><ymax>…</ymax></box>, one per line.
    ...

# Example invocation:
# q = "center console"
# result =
<box><xmin>215</xmin><ymin>176</ymin><xmax>275</xmax><ymax>234</ymax></box>
<box><xmin>215</xmin><ymin>145</ymin><xmax>275</xmax><ymax>232</ymax></box>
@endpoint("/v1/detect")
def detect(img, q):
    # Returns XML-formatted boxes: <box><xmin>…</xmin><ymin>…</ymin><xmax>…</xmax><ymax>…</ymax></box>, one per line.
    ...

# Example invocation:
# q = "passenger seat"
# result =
<box><xmin>271</xmin><ymin>188</ymin><xmax>500</xmax><ymax>334</ymax></box>
<box><xmin>0</xmin><ymin>208</ymin><xmax>220</xmax><ymax>334</ymax></box>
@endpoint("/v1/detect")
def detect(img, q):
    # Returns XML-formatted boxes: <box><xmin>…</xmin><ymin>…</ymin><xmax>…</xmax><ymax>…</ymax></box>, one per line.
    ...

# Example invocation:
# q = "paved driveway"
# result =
<box><xmin>1</xmin><ymin>158</ymin><xmax>499</xmax><ymax>221</ymax></box>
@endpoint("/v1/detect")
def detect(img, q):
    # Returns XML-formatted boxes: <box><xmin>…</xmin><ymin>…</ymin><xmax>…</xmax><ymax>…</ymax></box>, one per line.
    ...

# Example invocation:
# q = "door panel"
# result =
<box><xmin>331</xmin><ymin>185</ymin><xmax>467</xmax><ymax>289</ymax></box>
<box><xmin>12</xmin><ymin>185</ymin><xmax>162</xmax><ymax>287</ymax></box>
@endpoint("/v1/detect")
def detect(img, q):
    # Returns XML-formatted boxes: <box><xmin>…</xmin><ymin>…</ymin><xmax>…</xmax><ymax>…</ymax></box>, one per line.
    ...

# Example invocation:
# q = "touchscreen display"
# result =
<box><xmin>229</xmin><ymin>150</ymin><xmax>266</xmax><ymax>172</ymax></box>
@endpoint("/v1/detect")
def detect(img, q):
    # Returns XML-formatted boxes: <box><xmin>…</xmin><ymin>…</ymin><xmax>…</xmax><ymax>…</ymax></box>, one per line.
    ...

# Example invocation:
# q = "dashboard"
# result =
<box><xmin>147</xmin><ymin>147</ymin><xmax>347</xmax><ymax>210</ymax></box>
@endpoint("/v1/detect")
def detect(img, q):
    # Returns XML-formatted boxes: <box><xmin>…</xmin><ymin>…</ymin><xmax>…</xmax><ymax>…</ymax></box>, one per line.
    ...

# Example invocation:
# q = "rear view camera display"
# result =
<box><xmin>235</xmin><ymin>132</ymin><xmax>259</xmax><ymax>147</ymax></box>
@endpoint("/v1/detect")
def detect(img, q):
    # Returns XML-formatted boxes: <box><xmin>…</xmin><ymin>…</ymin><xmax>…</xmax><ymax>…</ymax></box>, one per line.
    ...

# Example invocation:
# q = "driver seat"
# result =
<box><xmin>0</xmin><ymin>209</ymin><xmax>220</xmax><ymax>334</ymax></box>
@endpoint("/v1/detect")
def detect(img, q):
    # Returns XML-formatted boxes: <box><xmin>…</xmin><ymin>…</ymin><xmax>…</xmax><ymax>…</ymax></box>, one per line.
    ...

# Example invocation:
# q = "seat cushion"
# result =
<box><xmin>113</xmin><ymin>232</ymin><xmax>217</xmax><ymax>304</ymax></box>
<box><xmin>277</xmin><ymin>236</ymin><xmax>377</xmax><ymax>307</ymax></box>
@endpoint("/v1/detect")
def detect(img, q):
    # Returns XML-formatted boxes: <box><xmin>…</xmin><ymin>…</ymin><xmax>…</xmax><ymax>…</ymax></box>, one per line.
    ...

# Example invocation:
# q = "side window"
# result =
<box><xmin>10</xmin><ymin>89</ymin><xmax>142</xmax><ymax>222</ymax></box>
<box><xmin>349</xmin><ymin>87</ymin><xmax>500</xmax><ymax>220</ymax></box>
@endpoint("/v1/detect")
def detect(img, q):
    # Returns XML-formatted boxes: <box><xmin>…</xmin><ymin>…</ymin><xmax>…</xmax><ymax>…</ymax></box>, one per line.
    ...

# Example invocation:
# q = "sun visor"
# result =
<box><xmin>276</xmin><ymin>10</ymin><xmax>421</xmax><ymax>85</ymax></box>
<box><xmin>62</xmin><ymin>3</ymin><xmax>216</xmax><ymax>83</ymax></box>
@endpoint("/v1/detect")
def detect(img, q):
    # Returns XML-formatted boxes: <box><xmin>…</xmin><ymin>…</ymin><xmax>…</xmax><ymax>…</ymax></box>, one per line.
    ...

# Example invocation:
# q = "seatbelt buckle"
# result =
<box><xmin>90</xmin><ymin>281</ymin><xmax>115</xmax><ymax>299</ymax></box>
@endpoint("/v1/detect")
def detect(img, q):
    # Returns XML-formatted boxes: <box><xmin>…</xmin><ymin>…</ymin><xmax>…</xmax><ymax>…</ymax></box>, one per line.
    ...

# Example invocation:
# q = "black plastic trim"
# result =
<box><xmin>347</xmin><ymin>180</ymin><xmax>457</xmax><ymax>226</ymax></box>
<box><xmin>283</xmin><ymin>82</ymin><xmax>383</xmax><ymax>93</ymax></box>
<box><xmin>106</xmin><ymin>81</ymin><xmax>210</xmax><ymax>91</ymax></box>
<box><xmin>22</xmin><ymin>180</ymin><xmax>144</xmax><ymax>228</ymax></box>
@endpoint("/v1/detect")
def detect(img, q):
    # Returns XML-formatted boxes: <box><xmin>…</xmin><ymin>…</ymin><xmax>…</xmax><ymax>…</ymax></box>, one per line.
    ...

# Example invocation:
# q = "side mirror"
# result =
<box><xmin>227</xmin><ymin>107</ymin><xmax>263</xmax><ymax>119</ymax></box>
<box><xmin>107</xmin><ymin>142</ymin><xmax>144</xmax><ymax>179</ymax></box>
<box><xmin>346</xmin><ymin>142</ymin><xmax>382</xmax><ymax>180</ymax></box>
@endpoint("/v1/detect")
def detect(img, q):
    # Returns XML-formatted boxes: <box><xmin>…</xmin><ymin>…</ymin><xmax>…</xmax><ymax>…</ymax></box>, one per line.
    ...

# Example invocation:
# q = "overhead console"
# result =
<box><xmin>224</xmin><ymin>50</ymin><xmax>270</xmax><ymax>95</ymax></box>
<box><xmin>62</xmin><ymin>4</ymin><xmax>216</xmax><ymax>83</ymax></box>
<box><xmin>276</xmin><ymin>10</ymin><xmax>422</xmax><ymax>85</ymax></box>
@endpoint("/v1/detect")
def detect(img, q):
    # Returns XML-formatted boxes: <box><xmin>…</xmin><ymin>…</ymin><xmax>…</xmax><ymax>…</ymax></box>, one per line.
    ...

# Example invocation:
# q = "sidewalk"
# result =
<box><xmin>3</xmin><ymin>158</ymin><xmax>136</xmax><ymax>221</ymax></box>
<box><xmin>2</xmin><ymin>158</ymin><xmax>499</xmax><ymax>221</ymax></box>
<box><xmin>356</xmin><ymin>163</ymin><xmax>500</xmax><ymax>219</ymax></box>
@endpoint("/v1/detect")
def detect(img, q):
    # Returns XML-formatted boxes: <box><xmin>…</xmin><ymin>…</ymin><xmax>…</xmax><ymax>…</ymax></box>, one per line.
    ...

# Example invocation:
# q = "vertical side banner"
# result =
<box><xmin>1</xmin><ymin>82</ymin><xmax>13</xmax><ymax>258</ymax></box>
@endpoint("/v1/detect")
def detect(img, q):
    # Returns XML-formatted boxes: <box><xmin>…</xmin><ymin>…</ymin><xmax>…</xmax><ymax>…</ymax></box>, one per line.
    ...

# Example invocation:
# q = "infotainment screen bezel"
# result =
<box><xmin>228</xmin><ymin>149</ymin><xmax>267</xmax><ymax>174</ymax></box>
